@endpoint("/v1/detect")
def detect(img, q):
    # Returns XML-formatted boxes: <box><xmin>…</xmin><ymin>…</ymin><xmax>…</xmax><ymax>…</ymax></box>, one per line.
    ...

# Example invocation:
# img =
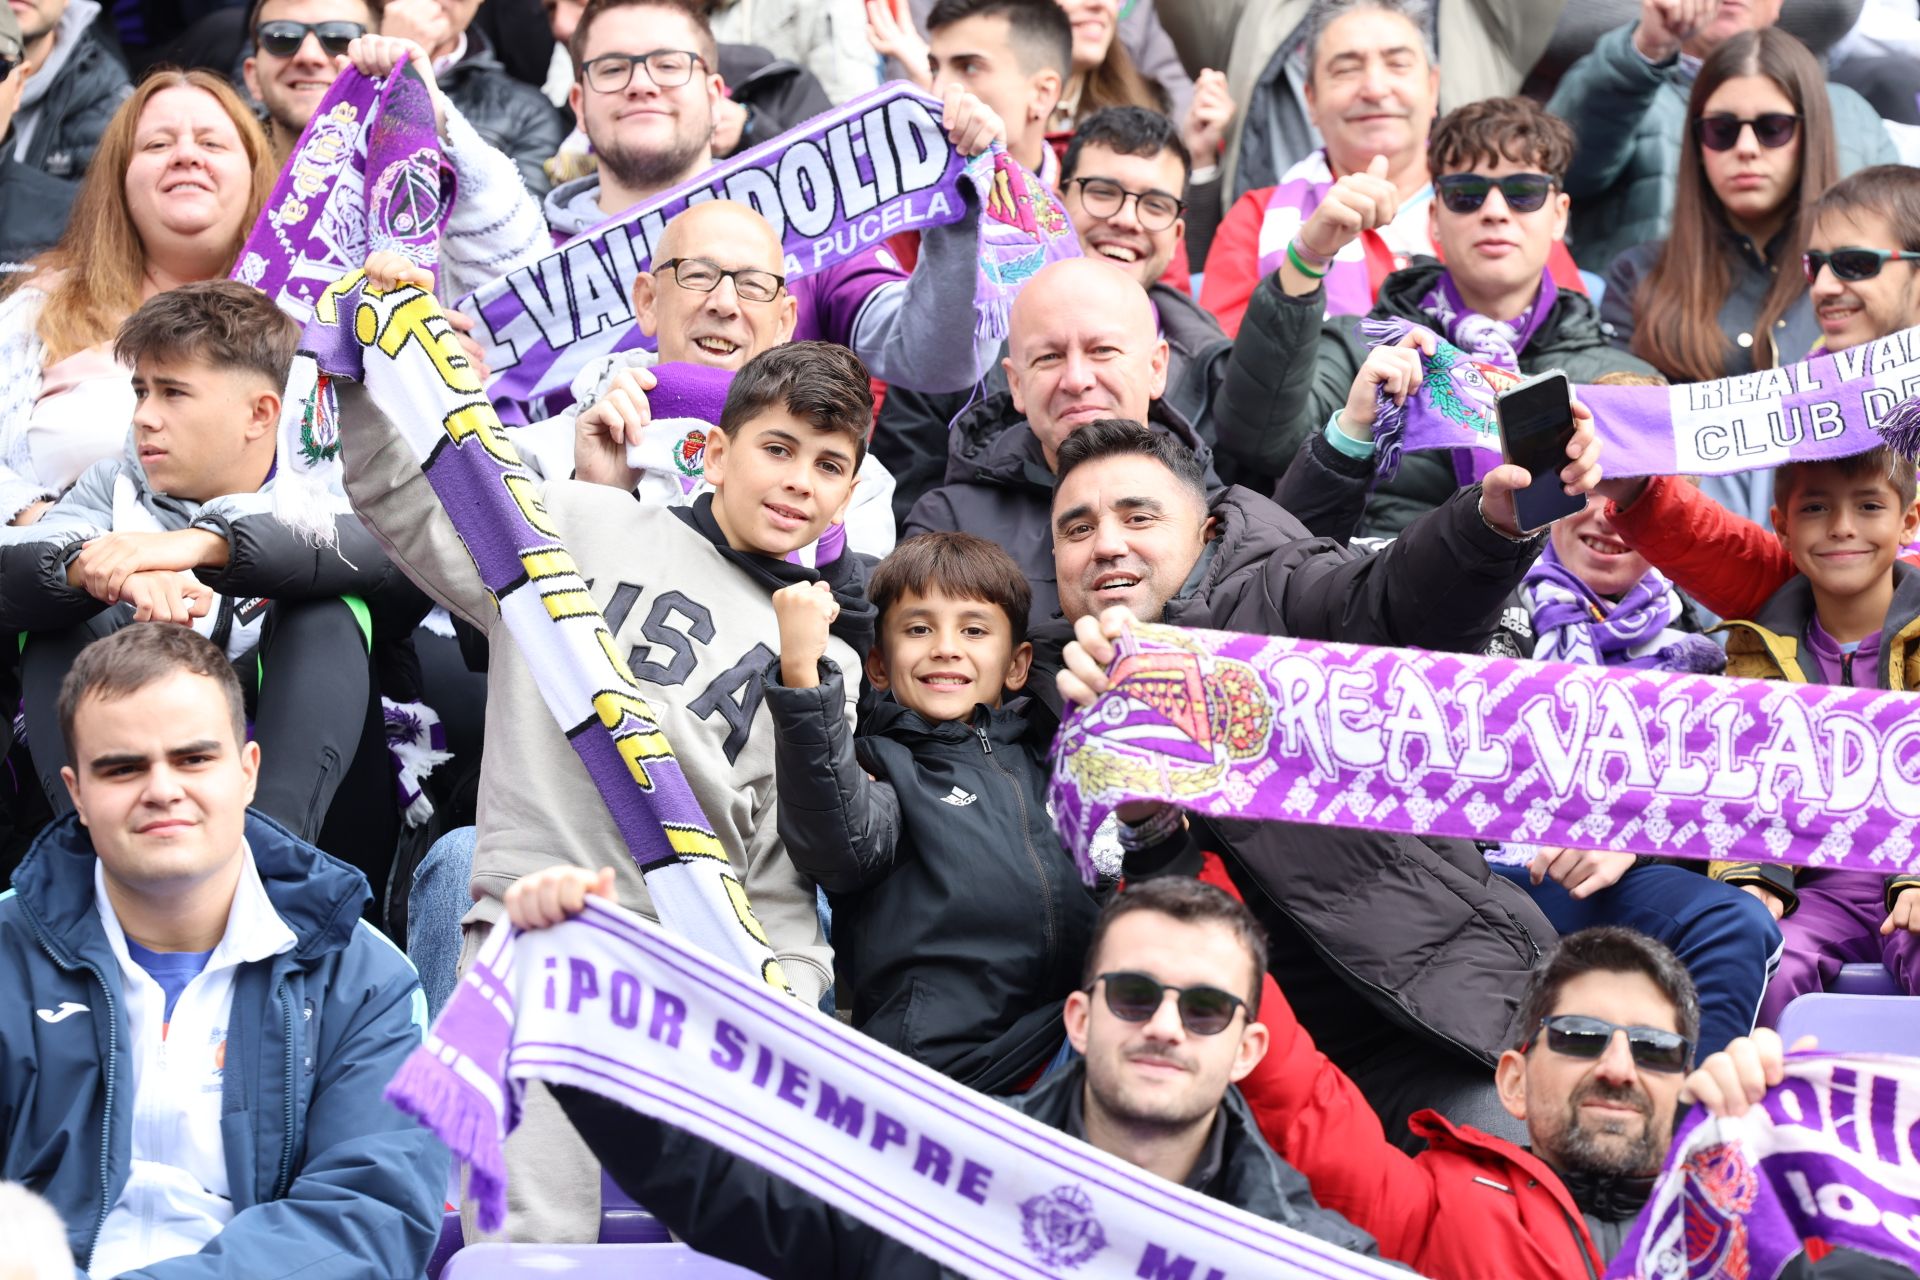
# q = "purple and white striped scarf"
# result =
<box><xmin>1521</xmin><ymin>539</ymin><xmax>1725</xmax><ymax>674</ymax></box>
<box><xmin>1254</xmin><ymin>151</ymin><xmax>1429</xmax><ymax>318</ymax></box>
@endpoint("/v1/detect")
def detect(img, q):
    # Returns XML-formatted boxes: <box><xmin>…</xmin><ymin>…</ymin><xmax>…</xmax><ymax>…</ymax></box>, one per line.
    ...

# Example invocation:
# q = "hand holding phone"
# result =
<box><xmin>1495</xmin><ymin>371</ymin><xmax>1588</xmax><ymax>532</ymax></box>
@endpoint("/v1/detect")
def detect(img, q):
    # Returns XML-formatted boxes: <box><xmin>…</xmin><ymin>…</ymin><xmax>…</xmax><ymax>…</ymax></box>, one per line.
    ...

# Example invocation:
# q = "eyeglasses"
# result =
<box><xmin>1523</xmin><ymin>1015</ymin><xmax>1692</xmax><ymax>1074</ymax></box>
<box><xmin>1063</xmin><ymin>177</ymin><xmax>1186</xmax><ymax>231</ymax></box>
<box><xmin>255</xmin><ymin>19</ymin><xmax>367</xmax><ymax>57</ymax></box>
<box><xmin>1089</xmin><ymin>972</ymin><xmax>1248</xmax><ymax>1036</ymax></box>
<box><xmin>583</xmin><ymin>48</ymin><xmax>707</xmax><ymax>94</ymax></box>
<box><xmin>651</xmin><ymin>257</ymin><xmax>785</xmax><ymax>303</ymax></box>
<box><xmin>0</xmin><ymin>56</ymin><xmax>17</xmax><ymax>83</ymax></box>
<box><xmin>1693</xmin><ymin>112</ymin><xmax>1799</xmax><ymax>151</ymax></box>
<box><xmin>1802</xmin><ymin>246</ymin><xmax>1920</xmax><ymax>284</ymax></box>
<box><xmin>1433</xmin><ymin>172</ymin><xmax>1556</xmax><ymax>215</ymax></box>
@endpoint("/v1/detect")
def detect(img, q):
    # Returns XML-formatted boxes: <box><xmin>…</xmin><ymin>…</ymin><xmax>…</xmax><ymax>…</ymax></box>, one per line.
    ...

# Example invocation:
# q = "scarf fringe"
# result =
<box><xmin>1876</xmin><ymin>394</ymin><xmax>1920</xmax><ymax>460</ymax></box>
<box><xmin>1358</xmin><ymin>316</ymin><xmax>1415</xmax><ymax>480</ymax></box>
<box><xmin>383</xmin><ymin>1051</ymin><xmax>511</xmax><ymax>1233</ymax></box>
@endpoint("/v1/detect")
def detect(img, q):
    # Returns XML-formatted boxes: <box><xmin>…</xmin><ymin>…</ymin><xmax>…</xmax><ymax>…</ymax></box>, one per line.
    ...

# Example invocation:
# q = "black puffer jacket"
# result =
<box><xmin>765</xmin><ymin>663</ymin><xmax>1098</xmax><ymax>1094</ymax></box>
<box><xmin>716</xmin><ymin>43</ymin><xmax>832</xmax><ymax>157</ymax></box>
<box><xmin>554</xmin><ymin>1060</ymin><xmax>1383</xmax><ymax>1280</ymax></box>
<box><xmin>10</xmin><ymin>21</ymin><xmax>130</xmax><ymax>180</ymax></box>
<box><xmin>438</xmin><ymin>29</ymin><xmax>565</xmax><ymax>197</ymax></box>
<box><xmin>874</xmin><ymin>281</ymin><xmax>1229</xmax><ymax>526</ymax></box>
<box><xmin>901</xmin><ymin>393</ymin><xmax>1218</xmax><ymax>633</ymax></box>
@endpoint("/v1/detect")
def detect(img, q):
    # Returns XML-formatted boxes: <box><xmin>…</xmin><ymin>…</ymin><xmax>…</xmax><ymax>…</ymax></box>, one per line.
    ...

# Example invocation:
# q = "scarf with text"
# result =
<box><xmin>1048</xmin><ymin>620</ymin><xmax>1920</xmax><ymax>886</ymax></box>
<box><xmin>385</xmin><ymin>899</ymin><xmax>1407</xmax><ymax>1280</ymax></box>
<box><xmin>460</xmin><ymin>81</ymin><xmax>1079</xmax><ymax>407</ymax></box>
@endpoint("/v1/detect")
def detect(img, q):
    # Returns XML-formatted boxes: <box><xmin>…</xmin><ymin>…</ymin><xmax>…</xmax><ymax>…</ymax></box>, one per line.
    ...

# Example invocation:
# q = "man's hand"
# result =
<box><xmin>1337</xmin><ymin>327</ymin><xmax>1433</xmax><ymax>441</ymax></box>
<box><xmin>774</xmin><ymin>580</ymin><xmax>839</xmax><ymax>689</ymax></box>
<box><xmin>365</xmin><ymin>250</ymin><xmax>435</xmax><ymax>293</ymax></box>
<box><xmin>346</xmin><ymin>35</ymin><xmax>445</xmax><ymax>133</ymax></box>
<box><xmin>1180</xmin><ymin>69</ymin><xmax>1234</xmax><ymax>165</ymax></box>
<box><xmin>1883</xmin><ymin>885</ymin><xmax>1920</xmax><ymax>935</ymax></box>
<box><xmin>1480</xmin><ymin>394</ymin><xmax>1602</xmax><ymax>537</ymax></box>
<box><xmin>942</xmin><ymin>84</ymin><xmax>1007</xmax><ymax>158</ymax></box>
<box><xmin>573</xmin><ymin>365</ymin><xmax>655</xmax><ymax>490</ymax></box>
<box><xmin>1632</xmin><ymin>0</ymin><xmax>1718</xmax><ymax>62</ymax></box>
<box><xmin>1529</xmin><ymin>846</ymin><xmax>1635</xmax><ymax>900</ymax></box>
<box><xmin>1680</xmin><ymin>1028</ymin><xmax>1817</xmax><ymax>1118</ymax></box>
<box><xmin>446</xmin><ymin>308</ymin><xmax>491</xmax><ymax>380</ymax></box>
<box><xmin>0</xmin><ymin>57</ymin><xmax>32</xmax><ymax>143</ymax></box>
<box><xmin>866</xmin><ymin>0</ymin><xmax>931</xmax><ymax>90</ymax></box>
<box><xmin>506</xmin><ymin>866</ymin><xmax>616</xmax><ymax>930</ymax></box>
<box><xmin>69</xmin><ymin>530</ymin><xmax>228</xmax><ymax>604</ymax></box>
<box><xmin>379</xmin><ymin>0</ymin><xmax>453</xmax><ymax>59</ymax></box>
<box><xmin>1740</xmin><ymin>882</ymin><xmax>1788</xmax><ymax>922</ymax></box>
<box><xmin>1299</xmin><ymin>155</ymin><xmax>1398</xmax><ymax>261</ymax></box>
<box><xmin>116</xmin><ymin>570</ymin><xmax>215</xmax><ymax>625</ymax></box>
<box><xmin>1056</xmin><ymin>606</ymin><xmax>1136</xmax><ymax>709</ymax></box>
<box><xmin>1594</xmin><ymin>475</ymin><xmax>1650</xmax><ymax>511</ymax></box>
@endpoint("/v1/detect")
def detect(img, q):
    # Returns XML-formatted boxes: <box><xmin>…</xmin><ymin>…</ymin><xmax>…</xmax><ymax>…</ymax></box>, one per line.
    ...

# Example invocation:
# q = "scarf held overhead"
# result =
<box><xmin>233</xmin><ymin>58</ymin><xmax>452</xmax><ymax>321</ymax></box>
<box><xmin>1609</xmin><ymin>1055</ymin><xmax>1920</xmax><ymax>1279</ymax></box>
<box><xmin>459</xmin><ymin>81</ymin><xmax>1079</xmax><ymax>406</ymax></box>
<box><xmin>1361</xmin><ymin>316</ymin><xmax>1920</xmax><ymax>481</ymax></box>
<box><xmin>278</xmin><ymin>274</ymin><xmax>790</xmax><ymax>992</ymax></box>
<box><xmin>385</xmin><ymin>901</ymin><xmax>1407</xmax><ymax>1280</ymax></box>
<box><xmin>1049</xmin><ymin>622</ymin><xmax>1920</xmax><ymax>884</ymax></box>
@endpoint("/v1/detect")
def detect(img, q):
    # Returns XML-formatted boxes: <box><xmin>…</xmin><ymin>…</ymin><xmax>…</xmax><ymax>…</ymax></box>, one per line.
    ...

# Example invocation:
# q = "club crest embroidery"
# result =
<box><xmin>370</xmin><ymin>148</ymin><xmax>447</xmax><ymax>242</ymax></box>
<box><xmin>675</xmin><ymin>428</ymin><xmax>708</xmax><ymax>477</ymax></box>
<box><xmin>1425</xmin><ymin>342</ymin><xmax>1523</xmax><ymax>438</ymax></box>
<box><xmin>1019</xmin><ymin>1184</ymin><xmax>1106</xmax><ymax>1269</ymax></box>
<box><xmin>1679</xmin><ymin>1142</ymin><xmax>1758</xmax><ymax>1280</ymax></box>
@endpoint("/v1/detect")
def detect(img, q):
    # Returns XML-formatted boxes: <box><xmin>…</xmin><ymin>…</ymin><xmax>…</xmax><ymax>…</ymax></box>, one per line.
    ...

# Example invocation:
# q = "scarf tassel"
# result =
<box><xmin>384</xmin><ymin>1051</ymin><xmax>512</xmax><ymax>1233</ymax></box>
<box><xmin>1358</xmin><ymin>316</ymin><xmax>1415</xmax><ymax>480</ymax></box>
<box><xmin>1875</xmin><ymin>395</ymin><xmax>1920</xmax><ymax>461</ymax></box>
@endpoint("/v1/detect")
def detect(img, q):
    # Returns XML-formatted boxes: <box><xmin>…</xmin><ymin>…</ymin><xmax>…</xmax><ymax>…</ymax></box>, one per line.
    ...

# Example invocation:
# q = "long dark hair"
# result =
<box><xmin>1629</xmin><ymin>29</ymin><xmax>1837</xmax><ymax>383</ymax></box>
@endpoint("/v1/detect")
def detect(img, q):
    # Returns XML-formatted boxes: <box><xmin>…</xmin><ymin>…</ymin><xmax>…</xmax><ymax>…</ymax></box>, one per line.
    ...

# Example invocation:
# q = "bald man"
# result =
<box><xmin>901</xmin><ymin>257</ymin><xmax>1219</xmax><ymax>630</ymax></box>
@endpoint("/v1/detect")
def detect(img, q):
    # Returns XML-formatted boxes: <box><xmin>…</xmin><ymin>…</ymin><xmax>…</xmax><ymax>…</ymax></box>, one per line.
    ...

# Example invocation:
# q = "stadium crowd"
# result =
<box><xmin>0</xmin><ymin>0</ymin><xmax>1918</xmax><ymax>1274</ymax></box>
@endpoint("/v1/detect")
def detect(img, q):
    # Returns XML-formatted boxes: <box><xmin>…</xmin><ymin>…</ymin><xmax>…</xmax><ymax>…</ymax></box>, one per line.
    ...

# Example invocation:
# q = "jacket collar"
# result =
<box><xmin>944</xmin><ymin>392</ymin><xmax>1211</xmax><ymax>494</ymax></box>
<box><xmin>1407</xmin><ymin>1108</ymin><xmax>1598</xmax><ymax>1229</ymax></box>
<box><xmin>11</xmin><ymin>811</ymin><xmax>368</xmax><ymax>970</ymax></box>
<box><xmin>670</xmin><ymin>493</ymin><xmax>878</xmax><ymax>653</ymax></box>
<box><xmin>1162</xmin><ymin>486</ymin><xmax>1291</xmax><ymax>626</ymax></box>
<box><xmin>1721</xmin><ymin>559</ymin><xmax>1920</xmax><ymax>687</ymax></box>
<box><xmin>92</xmin><ymin>839</ymin><xmax>297</xmax><ymax>973</ymax></box>
<box><xmin>863</xmin><ymin>695</ymin><xmax>1038</xmax><ymax>749</ymax></box>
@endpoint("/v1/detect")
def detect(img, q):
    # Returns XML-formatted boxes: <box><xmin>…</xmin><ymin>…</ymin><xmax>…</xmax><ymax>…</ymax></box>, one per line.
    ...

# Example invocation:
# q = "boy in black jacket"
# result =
<box><xmin>765</xmin><ymin>531</ymin><xmax>1101</xmax><ymax>1094</ymax></box>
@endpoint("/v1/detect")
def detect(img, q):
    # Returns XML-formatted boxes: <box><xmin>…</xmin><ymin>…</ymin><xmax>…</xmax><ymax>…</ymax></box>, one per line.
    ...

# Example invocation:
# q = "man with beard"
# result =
<box><xmin>542</xmin><ymin>0</ymin><xmax>1004</xmax><ymax>395</ymax></box>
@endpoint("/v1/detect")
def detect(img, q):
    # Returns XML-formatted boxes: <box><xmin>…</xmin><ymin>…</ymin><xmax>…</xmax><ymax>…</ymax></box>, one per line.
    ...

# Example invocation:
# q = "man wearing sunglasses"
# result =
<box><xmin>1217</xmin><ymin>95</ymin><xmax>1654</xmax><ymax>536</ymax></box>
<box><xmin>4</xmin><ymin>0</ymin><xmax>130</xmax><ymax>184</ymax></box>
<box><xmin>1547</xmin><ymin>0</ymin><xmax>1894</xmax><ymax>272</ymax></box>
<box><xmin>500</xmin><ymin>868</ymin><xmax>1387</xmax><ymax>1276</ymax></box>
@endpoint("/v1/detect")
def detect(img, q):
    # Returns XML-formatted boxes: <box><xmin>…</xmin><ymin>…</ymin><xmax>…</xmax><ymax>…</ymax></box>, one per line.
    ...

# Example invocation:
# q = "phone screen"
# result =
<box><xmin>1496</xmin><ymin>372</ymin><xmax>1584</xmax><ymax>531</ymax></box>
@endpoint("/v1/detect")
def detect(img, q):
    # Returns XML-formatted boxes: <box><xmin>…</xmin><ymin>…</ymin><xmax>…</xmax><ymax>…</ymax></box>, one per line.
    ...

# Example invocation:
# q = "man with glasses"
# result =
<box><xmin>0</xmin><ymin>1</ymin><xmax>76</xmax><ymax>264</ymax></box>
<box><xmin>5</xmin><ymin>0</ymin><xmax>130</xmax><ymax>184</ymax></box>
<box><xmin>1215</xmin><ymin>95</ymin><xmax>1655</xmax><ymax>537</ymax></box>
<box><xmin>543</xmin><ymin>0</ymin><xmax>1003</xmax><ymax>397</ymax></box>
<box><xmin>1548</xmin><ymin>0</ymin><xmax>1893</xmax><ymax>272</ymax></box>
<box><xmin>499</xmin><ymin>869</ymin><xmax>1386</xmax><ymax>1276</ymax></box>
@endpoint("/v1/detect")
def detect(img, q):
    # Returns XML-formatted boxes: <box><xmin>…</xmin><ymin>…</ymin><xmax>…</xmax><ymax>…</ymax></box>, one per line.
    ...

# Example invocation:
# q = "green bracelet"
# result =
<box><xmin>1287</xmin><ymin>240</ymin><xmax>1329</xmax><ymax>279</ymax></box>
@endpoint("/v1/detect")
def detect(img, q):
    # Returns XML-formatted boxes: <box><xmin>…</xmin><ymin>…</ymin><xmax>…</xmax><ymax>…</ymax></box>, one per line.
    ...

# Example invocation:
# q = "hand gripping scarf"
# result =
<box><xmin>460</xmin><ymin>81</ymin><xmax>1081</xmax><ymax>408</ymax></box>
<box><xmin>233</xmin><ymin>57</ymin><xmax>452</xmax><ymax>321</ymax></box>
<box><xmin>1609</xmin><ymin>1054</ymin><xmax>1920</xmax><ymax>1279</ymax></box>
<box><xmin>1047</xmin><ymin>620</ymin><xmax>1920</xmax><ymax>886</ymax></box>
<box><xmin>1361</xmin><ymin>317</ymin><xmax>1920</xmax><ymax>482</ymax></box>
<box><xmin>386</xmin><ymin>897</ymin><xmax>1409</xmax><ymax>1278</ymax></box>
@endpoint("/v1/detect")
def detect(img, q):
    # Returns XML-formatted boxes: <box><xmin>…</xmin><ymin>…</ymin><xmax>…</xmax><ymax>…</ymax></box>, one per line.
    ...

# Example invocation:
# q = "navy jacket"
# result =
<box><xmin>0</xmin><ymin>811</ymin><xmax>446</xmax><ymax>1277</ymax></box>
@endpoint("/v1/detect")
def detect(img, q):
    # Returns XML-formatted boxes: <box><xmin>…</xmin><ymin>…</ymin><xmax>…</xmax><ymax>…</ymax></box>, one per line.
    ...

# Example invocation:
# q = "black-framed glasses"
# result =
<box><xmin>1523</xmin><ymin>1015</ymin><xmax>1692</xmax><ymax>1074</ymax></box>
<box><xmin>1434</xmin><ymin>172</ymin><xmax>1556</xmax><ymax>215</ymax></box>
<box><xmin>1802</xmin><ymin>246</ymin><xmax>1920</xmax><ymax>284</ymax></box>
<box><xmin>1693</xmin><ymin>112</ymin><xmax>1799</xmax><ymax>151</ymax></box>
<box><xmin>1089</xmin><ymin>972</ymin><xmax>1247</xmax><ymax>1036</ymax></box>
<box><xmin>583</xmin><ymin>48</ymin><xmax>707</xmax><ymax>94</ymax></box>
<box><xmin>255</xmin><ymin>19</ymin><xmax>366</xmax><ymax>57</ymax></box>
<box><xmin>651</xmin><ymin>257</ymin><xmax>785</xmax><ymax>303</ymax></box>
<box><xmin>1064</xmin><ymin>177</ymin><xmax>1186</xmax><ymax>231</ymax></box>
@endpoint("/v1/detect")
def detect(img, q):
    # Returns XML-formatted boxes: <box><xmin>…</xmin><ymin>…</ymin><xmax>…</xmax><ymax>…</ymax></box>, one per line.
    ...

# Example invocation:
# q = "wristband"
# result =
<box><xmin>1117</xmin><ymin>803</ymin><xmax>1186</xmax><ymax>852</ymax></box>
<box><xmin>1286</xmin><ymin>240</ymin><xmax>1329</xmax><ymax>279</ymax></box>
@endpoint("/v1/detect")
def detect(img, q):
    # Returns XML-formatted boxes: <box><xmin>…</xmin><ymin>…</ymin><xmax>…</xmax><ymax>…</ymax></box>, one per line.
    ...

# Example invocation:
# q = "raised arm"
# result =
<box><xmin>1602</xmin><ymin>474</ymin><xmax>1793</xmax><ymax>620</ymax></box>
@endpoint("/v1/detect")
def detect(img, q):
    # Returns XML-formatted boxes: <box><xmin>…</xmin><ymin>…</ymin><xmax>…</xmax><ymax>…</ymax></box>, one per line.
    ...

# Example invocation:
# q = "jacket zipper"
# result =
<box><xmin>274</xmin><ymin>979</ymin><xmax>297</xmax><ymax>1198</ymax></box>
<box><xmin>975</xmin><ymin>723</ymin><xmax>1057</xmax><ymax>965</ymax></box>
<box><xmin>1545</xmin><ymin>1182</ymin><xmax>1600</xmax><ymax>1280</ymax></box>
<box><xmin>23</xmin><ymin>916</ymin><xmax>119</xmax><ymax>1269</ymax></box>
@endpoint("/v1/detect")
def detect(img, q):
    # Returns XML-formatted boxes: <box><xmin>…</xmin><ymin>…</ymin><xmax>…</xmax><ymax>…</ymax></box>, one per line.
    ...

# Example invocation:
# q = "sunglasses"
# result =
<box><xmin>1090</xmin><ymin>972</ymin><xmax>1247</xmax><ymax>1036</ymax></box>
<box><xmin>1433</xmin><ymin>172</ymin><xmax>1556</xmax><ymax>215</ymax></box>
<box><xmin>1693</xmin><ymin>112</ymin><xmax>1799</xmax><ymax>151</ymax></box>
<box><xmin>0</xmin><ymin>56</ymin><xmax>15</xmax><ymax>84</ymax></box>
<box><xmin>1802</xmin><ymin>246</ymin><xmax>1920</xmax><ymax>284</ymax></box>
<box><xmin>1525</xmin><ymin>1014</ymin><xmax>1692</xmax><ymax>1074</ymax></box>
<box><xmin>255</xmin><ymin>19</ymin><xmax>366</xmax><ymax>57</ymax></box>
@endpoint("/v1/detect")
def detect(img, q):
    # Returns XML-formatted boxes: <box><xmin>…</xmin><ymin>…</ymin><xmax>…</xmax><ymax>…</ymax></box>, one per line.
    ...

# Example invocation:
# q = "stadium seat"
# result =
<box><xmin>1777</xmin><ymin>993</ymin><xmax>1920</xmax><ymax>1056</ymax></box>
<box><xmin>1830</xmin><ymin>964</ymin><xmax>1900</xmax><ymax>996</ymax></box>
<box><xmin>427</xmin><ymin>1212</ymin><xmax>463</xmax><ymax>1280</ymax></box>
<box><xmin>442</xmin><ymin>1243</ymin><xmax>768</xmax><ymax>1277</ymax></box>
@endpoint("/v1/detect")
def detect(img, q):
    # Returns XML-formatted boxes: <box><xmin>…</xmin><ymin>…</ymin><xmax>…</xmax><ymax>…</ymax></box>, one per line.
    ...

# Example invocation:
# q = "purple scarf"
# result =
<box><xmin>1255</xmin><ymin>151</ymin><xmax>1415</xmax><ymax>318</ymax></box>
<box><xmin>234</xmin><ymin>58</ymin><xmax>452</xmax><ymax>319</ymax></box>
<box><xmin>459</xmin><ymin>82</ymin><xmax>1080</xmax><ymax>407</ymax></box>
<box><xmin>1416</xmin><ymin>269</ymin><xmax>1555</xmax><ymax>486</ymax></box>
<box><xmin>1521</xmin><ymin>539</ymin><xmax>1725</xmax><ymax>673</ymax></box>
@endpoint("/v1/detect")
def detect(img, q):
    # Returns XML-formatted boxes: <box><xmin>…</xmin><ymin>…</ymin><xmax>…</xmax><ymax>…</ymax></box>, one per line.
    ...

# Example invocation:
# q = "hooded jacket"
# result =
<box><xmin>437</xmin><ymin>28</ymin><xmax>565</xmax><ymax>197</ymax></box>
<box><xmin>0</xmin><ymin>810</ymin><xmax>446</xmax><ymax>1277</ymax></box>
<box><xmin>764</xmin><ymin>663</ymin><xmax>1099</xmax><ymax>1094</ymax></box>
<box><xmin>1217</xmin><ymin>261</ymin><xmax>1658</xmax><ymax>537</ymax></box>
<box><xmin>874</xmin><ymin>281</ymin><xmax>1230</xmax><ymax>526</ymax></box>
<box><xmin>0</xmin><ymin>159</ymin><xmax>75</xmax><ymax>266</ymax></box>
<box><xmin>9</xmin><ymin>0</ymin><xmax>130</xmax><ymax>180</ymax></box>
<box><xmin>1712</xmin><ymin>562</ymin><xmax>1920</xmax><ymax>913</ymax></box>
<box><xmin>550</xmin><ymin>1058</ymin><xmax>1382</xmax><ymax>1280</ymax></box>
<box><xmin>902</xmin><ymin>392</ymin><xmax>1219</xmax><ymax>633</ymax></box>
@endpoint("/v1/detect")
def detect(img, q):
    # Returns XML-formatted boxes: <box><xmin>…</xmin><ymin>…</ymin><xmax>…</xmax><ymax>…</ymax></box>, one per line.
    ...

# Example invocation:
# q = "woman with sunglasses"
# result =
<box><xmin>0</xmin><ymin>71</ymin><xmax>276</xmax><ymax>529</ymax></box>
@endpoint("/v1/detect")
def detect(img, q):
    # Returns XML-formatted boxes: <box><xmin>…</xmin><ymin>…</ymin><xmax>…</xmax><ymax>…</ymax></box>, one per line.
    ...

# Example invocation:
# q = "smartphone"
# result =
<box><xmin>1496</xmin><ymin>370</ymin><xmax>1584</xmax><ymax>532</ymax></box>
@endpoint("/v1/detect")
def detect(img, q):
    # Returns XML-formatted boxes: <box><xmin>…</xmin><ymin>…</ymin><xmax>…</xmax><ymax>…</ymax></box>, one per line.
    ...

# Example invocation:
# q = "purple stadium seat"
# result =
<box><xmin>1777</xmin><ymin>993</ymin><xmax>1920</xmax><ymax>1056</ymax></box>
<box><xmin>1830</xmin><ymin>963</ymin><xmax>1900</xmax><ymax>996</ymax></box>
<box><xmin>427</xmin><ymin>1212</ymin><xmax>463</xmax><ymax>1280</ymax></box>
<box><xmin>600</xmin><ymin>1168</ymin><xmax>673</xmax><ymax>1243</ymax></box>
<box><xmin>442</xmin><ymin>1244</ymin><xmax>768</xmax><ymax>1278</ymax></box>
